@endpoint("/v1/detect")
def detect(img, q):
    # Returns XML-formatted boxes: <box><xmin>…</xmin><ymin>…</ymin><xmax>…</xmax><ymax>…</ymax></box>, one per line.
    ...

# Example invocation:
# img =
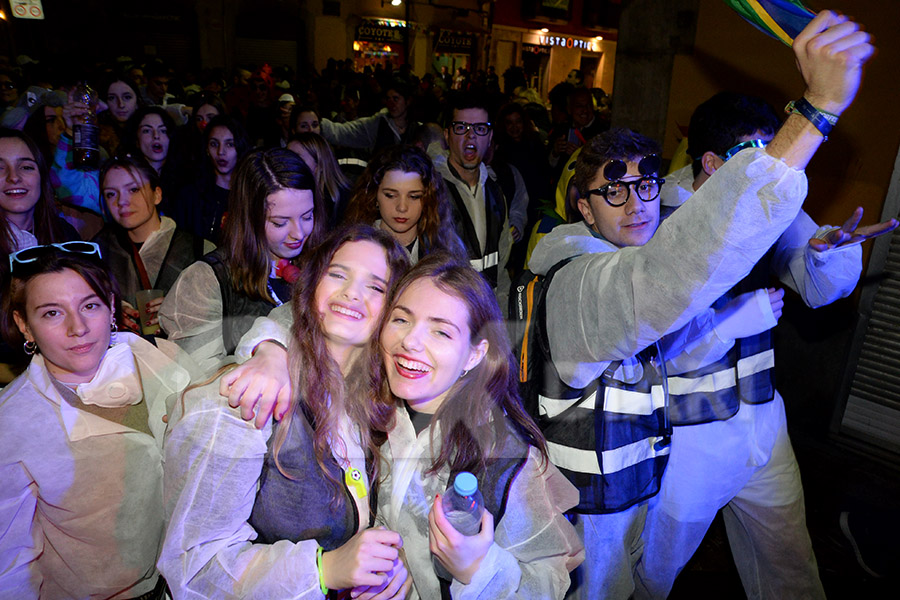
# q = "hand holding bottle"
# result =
<box><xmin>429</xmin><ymin>492</ymin><xmax>494</xmax><ymax>584</ymax></box>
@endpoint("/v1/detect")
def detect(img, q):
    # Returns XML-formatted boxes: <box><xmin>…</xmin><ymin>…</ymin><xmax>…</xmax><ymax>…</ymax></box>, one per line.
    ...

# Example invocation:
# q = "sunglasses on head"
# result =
<box><xmin>718</xmin><ymin>139</ymin><xmax>768</xmax><ymax>162</ymax></box>
<box><xmin>9</xmin><ymin>241</ymin><xmax>103</xmax><ymax>274</ymax></box>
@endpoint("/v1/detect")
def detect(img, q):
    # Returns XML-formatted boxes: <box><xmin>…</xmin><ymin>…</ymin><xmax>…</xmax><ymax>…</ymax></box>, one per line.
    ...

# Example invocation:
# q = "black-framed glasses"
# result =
<box><xmin>589</xmin><ymin>177</ymin><xmax>664</xmax><ymax>207</ymax></box>
<box><xmin>450</xmin><ymin>121</ymin><xmax>492</xmax><ymax>136</ymax></box>
<box><xmin>588</xmin><ymin>154</ymin><xmax>664</xmax><ymax>207</ymax></box>
<box><xmin>9</xmin><ymin>241</ymin><xmax>103</xmax><ymax>273</ymax></box>
<box><xmin>718</xmin><ymin>139</ymin><xmax>768</xmax><ymax>161</ymax></box>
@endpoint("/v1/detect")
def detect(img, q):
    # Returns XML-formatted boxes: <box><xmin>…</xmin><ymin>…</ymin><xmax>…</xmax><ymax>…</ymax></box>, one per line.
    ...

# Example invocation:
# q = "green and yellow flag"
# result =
<box><xmin>723</xmin><ymin>0</ymin><xmax>816</xmax><ymax>45</ymax></box>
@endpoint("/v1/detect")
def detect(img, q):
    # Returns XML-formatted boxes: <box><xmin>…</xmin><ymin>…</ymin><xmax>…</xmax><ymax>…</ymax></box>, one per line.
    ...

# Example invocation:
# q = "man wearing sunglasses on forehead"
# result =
<box><xmin>635</xmin><ymin>92</ymin><xmax>898</xmax><ymax>599</ymax></box>
<box><xmin>433</xmin><ymin>94</ymin><xmax>513</xmax><ymax>304</ymax></box>
<box><xmin>527</xmin><ymin>11</ymin><xmax>883</xmax><ymax>600</ymax></box>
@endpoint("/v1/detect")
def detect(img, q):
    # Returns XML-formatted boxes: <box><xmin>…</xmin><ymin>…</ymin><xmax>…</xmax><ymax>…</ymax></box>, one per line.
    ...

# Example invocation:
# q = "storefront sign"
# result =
<box><xmin>357</xmin><ymin>21</ymin><xmax>405</xmax><ymax>44</ymax></box>
<box><xmin>435</xmin><ymin>30</ymin><xmax>474</xmax><ymax>53</ymax></box>
<box><xmin>523</xmin><ymin>43</ymin><xmax>551</xmax><ymax>56</ymax></box>
<box><xmin>539</xmin><ymin>35</ymin><xmax>596</xmax><ymax>51</ymax></box>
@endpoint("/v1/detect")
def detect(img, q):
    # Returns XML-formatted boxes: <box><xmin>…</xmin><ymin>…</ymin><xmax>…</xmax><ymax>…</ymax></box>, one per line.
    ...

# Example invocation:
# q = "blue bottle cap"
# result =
<box><xmin>454</xmin><ymin>471</ymin><xmax>478</xmax><ymax>496</ymax></box>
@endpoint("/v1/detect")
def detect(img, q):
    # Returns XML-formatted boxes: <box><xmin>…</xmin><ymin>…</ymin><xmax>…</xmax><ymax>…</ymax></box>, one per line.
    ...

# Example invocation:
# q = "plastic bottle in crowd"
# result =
<box><xmin>72</xmin><ymin>82</ymin><xmax>100</xmax><ymax>169</ymax></box>
<box><xmin>442</xmin><ymin>471</ymin><xmax>484</xmax><ymax>536</ymax></box>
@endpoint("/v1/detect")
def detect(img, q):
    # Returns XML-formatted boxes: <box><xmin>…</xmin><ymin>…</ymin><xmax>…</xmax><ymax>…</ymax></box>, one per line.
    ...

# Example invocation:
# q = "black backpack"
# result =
<box><xmin>507</xmin><ymin>257</ymin><xmax>576</xmax><ymax>417</ymax></box>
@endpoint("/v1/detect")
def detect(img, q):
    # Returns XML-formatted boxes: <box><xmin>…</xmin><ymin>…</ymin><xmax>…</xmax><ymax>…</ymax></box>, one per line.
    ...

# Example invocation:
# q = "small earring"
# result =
<box><xmin>23</xmin><ymin>340</ymin><xmax>37</xmax><ymax>356</ymax></box>
<box><xmin>460</xmin><ymin>369</ymin><xmax>469</xmax><ymax>379</ymax></box>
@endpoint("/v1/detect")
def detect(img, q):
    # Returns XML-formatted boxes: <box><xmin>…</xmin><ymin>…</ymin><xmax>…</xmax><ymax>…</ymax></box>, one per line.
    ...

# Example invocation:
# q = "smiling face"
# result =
<box><xmin>315</xmin><ymin>240</ymin><xmax>391</xmax><ymax>366</ymax></box>
<box><xmin>445</xmin><ymin>107</ymin><xmax>492</xmax><ymax>174</ymax></box>
<box><xmin>207</xmin><ymin>125</ymin><xmax>238</xmax><ymax>177</ymax></box>
<box><xmin>381</xmin><ymin>277</ymin><xmax>487</xmax><ymax>414</ymax></box>
<box><xmin>13</xmin><ymin>269</ymin><xmax>112</xmax><ymax>384</ymax></box>
<box><xmin>137</xmin><ymin>114</ymin><xmax>170</xmax><ymax>168</ymax></box>
<box><xmin>0</xmin><ymin>136</ymin><xmax>42</xmax><ymax>230</ymax></box>
<box><xmin>102</xmin><ymin>166</ymin><xmax>162</xmax><ymax>243</ymax></box>
<box><xmin>107</xmin><ymin>81</ymin><xmax>138</xmax><ymax>124</ymax></box>
<box><xmin>376</xmin><ymin>169</ymin><xmax>424</xmax><ymax>247</ymax></box>
<box><xmin>194</xmin><ymin>103</ymin><xmax>220</xmax><ymax>132</ymax></box>
<box><xmin>577</xmin><ymin>159</ymin><xmax>660</xmax><ymax>248</ymax></box>
<box><xmin>264</xmin><ymin>187</ymin><xmax>316</xmax><ymax>262</ymax></box>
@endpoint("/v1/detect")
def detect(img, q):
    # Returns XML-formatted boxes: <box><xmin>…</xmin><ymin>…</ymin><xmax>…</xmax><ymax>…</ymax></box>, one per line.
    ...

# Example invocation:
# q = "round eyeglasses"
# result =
<box><xmin>589</xmin><ymin>177</ymin><xmax>664</xmax><ymax>207</ymax></box>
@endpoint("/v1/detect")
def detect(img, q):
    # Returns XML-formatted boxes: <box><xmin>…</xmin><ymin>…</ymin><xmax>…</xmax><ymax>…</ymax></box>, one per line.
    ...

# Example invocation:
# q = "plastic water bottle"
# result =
<box><xmin>442</xmin><ymin>472</ymin><xmax>484</xmax><ymax>536</ymax></box>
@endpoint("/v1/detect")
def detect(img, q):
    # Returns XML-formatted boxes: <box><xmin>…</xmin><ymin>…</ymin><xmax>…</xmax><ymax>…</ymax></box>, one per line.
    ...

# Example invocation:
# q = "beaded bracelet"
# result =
<box><xmin>316</xmin><ymin>545</ymin><xmax>329</xmax><ymax>596</ymax></box>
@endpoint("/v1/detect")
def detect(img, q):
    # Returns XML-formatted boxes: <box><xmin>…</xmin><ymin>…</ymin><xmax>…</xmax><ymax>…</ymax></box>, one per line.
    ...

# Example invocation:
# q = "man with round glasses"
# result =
<box><xmin>526</xmin><ymin>11</ymin><xmax>879</xmax><ymax>599</ymax></box>
<box><xmin>636</xmin><ymin>91</ymin><xmax>897</xmax><ymax>600</ymax></box>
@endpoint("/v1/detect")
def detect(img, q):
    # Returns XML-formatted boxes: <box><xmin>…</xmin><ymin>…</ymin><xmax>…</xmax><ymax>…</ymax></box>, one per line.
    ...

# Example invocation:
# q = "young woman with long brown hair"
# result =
<box><xmin>0</xmin><ymin>128</ymin><xmax>78</xmax><ymax>261</ymax></box>
<box><xmin>343</xmin><ymin>144</ymin><xmax>466</xmax><ymax>264</ymax></box>
<box><xmin>374</xmin><ymin>254</ymin><xmax>583</xmax><ymax>599</ymax></box>
<box><xmin>0</xmin><ymin>128</ymin><xmax>79</xmax><ymax>381</ymax></box>
<box><xmin>159</xmin><ymin>147</ymin><xmax>324</xmax><ymax>374</ymax></box>
<box><xmin>159</xmin><ymin>224</ymin><xmax>413</xmax><ymax>598</ymax></box>
<box><xmin>223</xmin><ymin>253</ymin><xmax>583</xmax><ymax>599</ymax></box>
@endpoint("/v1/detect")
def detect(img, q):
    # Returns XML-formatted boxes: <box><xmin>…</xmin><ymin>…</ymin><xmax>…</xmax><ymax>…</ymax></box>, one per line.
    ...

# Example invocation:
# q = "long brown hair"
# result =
<box><xmin>275</xmin><ymin>224</ymin><xmax>410</xmax><ymax>504</ymax></box>
<box><xmin>0</xmin><ymin>129</ymin><xmax>69</xmax><ymax>258</ymax></box>
<box><xmin>344</xmin><ymin>144</ymin><xmax>466</xmax><ymax>260</ymax></box>
<box><xmin>381</xmin><ymin>253</ymin><xmax>548</xmax><ymax>476</ymax></box>
<box><xmin>287</xmin><ymin>132</ymin><xmax>350</xmax><ymax>209</ymax></box>
<box><xmin>222</xmin><ymin>148</ymin><xmax>325</xmax><ymax>302</ymax></box>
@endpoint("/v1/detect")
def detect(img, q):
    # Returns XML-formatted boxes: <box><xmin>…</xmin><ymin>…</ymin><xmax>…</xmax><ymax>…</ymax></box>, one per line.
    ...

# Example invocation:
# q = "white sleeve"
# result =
<box><xmin>0</xmin><ymin>461</ymin><xmax>41</xmax><ymax>598</ymax></box>
<box><xmin>234</xmin><ymin>304</ymin><xmax>294</xmax><ymax>364</ymax></box>
<box><xmin>450</xmin><ymin>450</ymin><xmax>584</xmax><ymax>599</ymax></box>
<box><xmin>319</xmin><ymin>114</ymin><xmax>381</xmax><ymax>152</ymax></box>
<box><xmin>770</xmin><ymin>209</ymin><xmax>862</xmax><ymax>308</ymax></box>
<box><xmin>547</xmin><ymin>149</ymin><xmax>807</xmax><ymax>388</ymax></box>
<box><xmin>158</xmin><ymin>261</ymin><xmax>228</xmax><ymax>376</ymax></box>
<box><xmin>158</xmin><ymin>382</ymin><xmax>324</xmax><ymax>599</ymax></box>
<box><xmin>657</xmin><ymin>308</ymin><xmax>735</xmax><ymax>375</ymax></box>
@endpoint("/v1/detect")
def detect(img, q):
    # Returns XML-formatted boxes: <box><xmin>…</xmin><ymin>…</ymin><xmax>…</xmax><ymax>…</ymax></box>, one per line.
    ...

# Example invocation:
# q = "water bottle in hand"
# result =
<box><xmin>442</xmin><ymin>472</ymin><xmax>484</xmax><ymax>536</ymax></box>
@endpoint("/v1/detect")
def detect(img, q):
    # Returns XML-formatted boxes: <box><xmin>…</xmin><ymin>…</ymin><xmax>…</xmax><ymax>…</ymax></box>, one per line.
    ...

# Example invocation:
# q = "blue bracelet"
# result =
<box><xmin>785</xmin><ymin>98</ymin><xmax>837</xmax><ymax>141</ymax></box>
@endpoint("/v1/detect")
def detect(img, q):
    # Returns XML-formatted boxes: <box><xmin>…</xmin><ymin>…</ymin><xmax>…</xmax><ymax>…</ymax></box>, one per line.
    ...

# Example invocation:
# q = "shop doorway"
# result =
<box><xmin>580</xmin><ymin>55</ymin><xmax>600</xmax><ymax>90</ymax></box>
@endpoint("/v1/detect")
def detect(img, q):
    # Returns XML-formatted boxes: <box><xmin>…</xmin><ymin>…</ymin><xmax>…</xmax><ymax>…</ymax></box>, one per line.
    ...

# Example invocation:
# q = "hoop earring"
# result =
<box><xmin>460</xmin><ymin>369</ymin><xmax>469</xmax><ymax>379</ymax></box>
<box><xmin>23</xmin><ymin>340</ymin><xmax>36</xmax><ymax>356</ymax></box>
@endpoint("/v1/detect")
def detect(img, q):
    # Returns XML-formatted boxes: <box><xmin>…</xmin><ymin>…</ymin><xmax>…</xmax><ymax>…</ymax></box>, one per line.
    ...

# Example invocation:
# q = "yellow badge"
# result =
<box><xmin>345</xmin><ymin>466</ymin><xmax>367</xmax><ymax>499</ymax></box>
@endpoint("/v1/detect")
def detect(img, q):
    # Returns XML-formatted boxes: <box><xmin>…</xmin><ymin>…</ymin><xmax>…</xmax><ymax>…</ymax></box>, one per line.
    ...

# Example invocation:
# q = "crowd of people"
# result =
<box><xmin>0</xmin><ymin>10</ymin><xmax>894</xmax><ymax>600</ymax></box>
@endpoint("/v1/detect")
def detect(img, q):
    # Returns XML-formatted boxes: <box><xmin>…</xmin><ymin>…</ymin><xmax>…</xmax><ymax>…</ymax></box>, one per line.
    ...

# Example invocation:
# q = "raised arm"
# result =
<box><xmin>766</xmin><ymin>11</ymin><xmax>874</xmax><ymax>168</ymax></box>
